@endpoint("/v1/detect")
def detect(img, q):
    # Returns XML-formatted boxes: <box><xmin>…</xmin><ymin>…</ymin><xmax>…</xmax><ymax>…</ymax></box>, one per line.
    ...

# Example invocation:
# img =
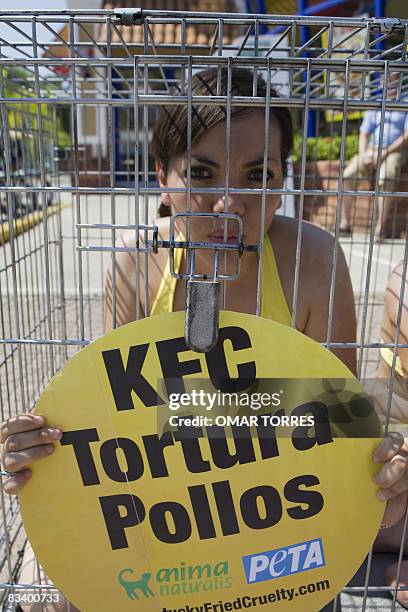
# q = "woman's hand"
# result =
<box><xmin>0</xmin><ymin>414</ymin><xmax>62</xmax><ymax>495</ymax></box>
<box><xmin>373</xmin><ymin>432</ymin><xmax>408</xmax><ymax>528</ymax></box>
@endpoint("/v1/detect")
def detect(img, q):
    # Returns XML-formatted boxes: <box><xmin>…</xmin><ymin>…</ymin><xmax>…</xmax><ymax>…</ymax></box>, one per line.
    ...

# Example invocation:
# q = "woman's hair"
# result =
<box><xmin>151</xmin><ymin>66</ymin><xmax>294</xmax><ymax>218</ymax></box>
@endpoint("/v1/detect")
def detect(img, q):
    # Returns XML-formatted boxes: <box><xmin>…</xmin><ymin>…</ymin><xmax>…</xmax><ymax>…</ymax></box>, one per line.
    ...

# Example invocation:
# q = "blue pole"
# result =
<box><xmin>302</xmin><ymin>0</ymin><xmax>354</xmax><ymax>14</ymax></box>
<box><xmin>257</xmin><ymin>0</ymin><xmax>267</xmax><ymax>14</ymax></box>
<box><xmin>374</xmin><ymin>0</ymin><xmax>385</xmax><ymax>50</ymax></box>
<box><xmin>298</xmin><ymin>1</ymin><xmax>317</xmax><ymax>136</ymax></box>
<box><xmin>257</xmin><ymin>0</ymin><xmax>268</xmax><ymax>33</ymax></box>
<box><xmin>374</xmin><ymin>0</ymin><xmax>385</xmax><ymax>16</ymax></box>
<box><xmin>298</xmin><ymin>0</ymin><xmax>308</xmax><ymax>46</ymax></box>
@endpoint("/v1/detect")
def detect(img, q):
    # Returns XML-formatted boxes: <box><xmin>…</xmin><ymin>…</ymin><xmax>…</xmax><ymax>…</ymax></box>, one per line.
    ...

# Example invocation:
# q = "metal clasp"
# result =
<box><xmin>169</xmin><ymin>212</ymin><xmax>248</xmax><ymax>353</ymax></box>
<box><xmin>113</xmin><ymin>8</ymin><xmax>143</xmax><ymax>26</ymax></box>
<box><xmin>370</xmin><ymin>17</ymin><xmax>402</xmax><ymax>33</ymax></box>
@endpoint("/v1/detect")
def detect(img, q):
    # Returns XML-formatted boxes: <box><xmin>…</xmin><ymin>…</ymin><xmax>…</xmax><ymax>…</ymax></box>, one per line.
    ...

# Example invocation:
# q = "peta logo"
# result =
<box><xmin>242</xmin><ymin>538</ymin><xmax>325</xmax><ymax>584</ymax></box>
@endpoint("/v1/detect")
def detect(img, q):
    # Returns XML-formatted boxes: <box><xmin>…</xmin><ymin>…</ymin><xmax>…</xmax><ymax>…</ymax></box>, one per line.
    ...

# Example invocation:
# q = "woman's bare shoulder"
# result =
<box><xmin>270</xmin><ymin>216</ymin><xmax>336</xmax><ymax>267</ymax></box>
<box><xmin>105</xmin><ymin>218</ymin><xmax>171</xmax><ymax>325</ymax></box>
<box><xmin>384</xmin><ymin>261</ymin><xmax>408</xmax><ymax>322</ymax></box>
<box><xmin>119</xmin><ymin>218</ymin><xmax>170</xmax><ymax>276</ymax></box>
<box><xmin>121</xmin><ymin>217</ymin><xmax>170</xmax><ymax>249</ymax></box>
<box><xmin>387</xmin><ymin>261</ymin><xmax>407</xmax><ymax>290</ymax></box>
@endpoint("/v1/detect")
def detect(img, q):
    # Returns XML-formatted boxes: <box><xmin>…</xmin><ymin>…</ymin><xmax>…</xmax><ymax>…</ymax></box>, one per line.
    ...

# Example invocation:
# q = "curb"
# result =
<box><xmin>0</xmin><ymin>203</ymin><xmax>71</xmax><ymax>247</ymax></box>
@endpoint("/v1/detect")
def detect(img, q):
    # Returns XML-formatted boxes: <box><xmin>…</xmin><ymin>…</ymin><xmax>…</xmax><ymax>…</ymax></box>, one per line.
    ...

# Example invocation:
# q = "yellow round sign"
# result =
<box><xmin>20</xmin><ymin>312</ymin><xmax>383</xmax><ymax>611</ymax></box>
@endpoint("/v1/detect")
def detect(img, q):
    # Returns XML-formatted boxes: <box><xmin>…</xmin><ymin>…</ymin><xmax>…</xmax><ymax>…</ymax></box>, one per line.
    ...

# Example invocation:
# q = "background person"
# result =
<box><xmin>340</xmin><ymin>73</ymin><xmax>408</xmax><ymax>240</ymax></box>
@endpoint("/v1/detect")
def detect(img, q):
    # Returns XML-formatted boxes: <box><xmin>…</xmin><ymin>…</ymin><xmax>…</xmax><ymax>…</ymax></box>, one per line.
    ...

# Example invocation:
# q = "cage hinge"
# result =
<box><xmin>370</xmin><ymin>17</ymin><xmax>403</xmax><ymax>33</ymax></box>
<box><xmin>113</xmin><ymin>8</ymin><xmax>144</xmax><ymax>26</ymax></box>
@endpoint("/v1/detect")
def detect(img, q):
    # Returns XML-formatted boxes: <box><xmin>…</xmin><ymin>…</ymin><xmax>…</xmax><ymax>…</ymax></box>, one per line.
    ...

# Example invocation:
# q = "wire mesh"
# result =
<box><xmin>0</xmin><ymin>7</ymin><xmax>408</xmax><ymax>611</ymax></box>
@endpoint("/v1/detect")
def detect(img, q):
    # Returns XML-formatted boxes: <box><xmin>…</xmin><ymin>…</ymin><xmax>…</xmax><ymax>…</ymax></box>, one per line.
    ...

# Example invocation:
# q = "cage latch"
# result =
<box><xmin>370</xmin><ymin>17</ymin><xmax>402</xmax><ymax>33</ymax></box>
<box><xmin>113</xmin><ymin>8</ymin><xmax>143</xmax><ymax>26</ymax></box>
<box><xmin>169</xmin><ymin>212</ymin><xmax>248</xmax><ymax>353</ymax></box>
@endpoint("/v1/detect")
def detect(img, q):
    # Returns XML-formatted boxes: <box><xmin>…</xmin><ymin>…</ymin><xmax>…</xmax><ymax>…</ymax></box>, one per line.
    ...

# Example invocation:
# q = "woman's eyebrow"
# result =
<box><xmin>190</xmin><ymin>155</ymin><xmax>279</xmax><ymax>167</ymax></box>
<box><xmin>245</xmin><ymin>157</ymin><xmax>280</xmax><ymax>166</ymax></box>
<box><xmin>190</xmin><ymin>155</ymin><xmax>219</xmax><ymax>167</ymax></box>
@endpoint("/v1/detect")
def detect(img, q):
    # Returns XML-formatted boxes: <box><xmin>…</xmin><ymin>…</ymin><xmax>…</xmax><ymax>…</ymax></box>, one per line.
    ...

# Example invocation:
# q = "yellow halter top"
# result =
<box><xmin>150</xmin><ymin>234</ymin><xmax>292</xmax><ymax>326</ymax></box>
<box><xmin>380</xmin><ymin>344</ymin><xmax>405</xmax><ymax>379</ymax></box>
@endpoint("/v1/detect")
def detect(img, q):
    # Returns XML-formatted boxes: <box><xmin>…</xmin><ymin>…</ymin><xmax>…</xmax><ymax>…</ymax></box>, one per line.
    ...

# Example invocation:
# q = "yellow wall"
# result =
<box><xmin>265</xmin><ymin>0</ymin><xmax>408</xmax><ymax>18</ymax></box>
<box><xmin>265</xmin><ymin>0</ymin><xmax>297</xmax><ymax>14</ymax></box>
<box><xmin>71</xmin><ymin>0</ymin><xmax>405</xmax><ymax>18</ymax></box>
<box><xmin>387</xmin><ymin>0</ymin><xmax>408</xmax><ymax>18</ymax></box>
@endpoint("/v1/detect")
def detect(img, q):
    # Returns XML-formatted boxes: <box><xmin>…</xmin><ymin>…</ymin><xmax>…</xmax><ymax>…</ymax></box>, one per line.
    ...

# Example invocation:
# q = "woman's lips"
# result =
<box><xmin>207</xmin><ymin>233</ymin><xmax>239</xmax><ymax>244</ymax></box>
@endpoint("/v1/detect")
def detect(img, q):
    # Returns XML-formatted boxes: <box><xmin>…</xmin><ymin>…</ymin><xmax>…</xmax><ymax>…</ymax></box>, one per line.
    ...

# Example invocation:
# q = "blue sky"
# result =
<box><xmin>0</xmin><ymin>0</ymin><xmax>104</xmax><ymax>56</ymax></box>
<box><xmin>1</xmin><ymin>1</ymin><xmax>69</xmax><ymax>58</ymax></box>
<box><xmin>1</xmin><ymin>0</ymin><xmax>67</xmax><ymax>7</ymax></box>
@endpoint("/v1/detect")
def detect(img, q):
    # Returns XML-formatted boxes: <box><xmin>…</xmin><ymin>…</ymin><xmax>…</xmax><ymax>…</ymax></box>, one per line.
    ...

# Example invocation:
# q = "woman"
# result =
<box><xmin>376</xmin><ymin>261</ymin><xmax>408</xmax><ymax>428</ymax></box>
<box><xmin>104</xmin><ymin>67</ymin><xmax>356</xmax><ymax>374</ymax></box>
<box><xmin>1</xmin><ymin>67</ymin><xmax>407</xmax><ymax>611</ymax></box>
<box><xmin>373</xmin><ymin>260</ymin><xmax>408</xmax><ymax>608</ymax></box>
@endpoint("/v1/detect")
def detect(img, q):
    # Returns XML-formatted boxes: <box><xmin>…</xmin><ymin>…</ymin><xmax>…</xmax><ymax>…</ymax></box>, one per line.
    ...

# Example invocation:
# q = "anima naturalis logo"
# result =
<box><xmin>118</xmin><ymin>569</ymin><xmax>155</xmax><ymax>600</ymax></box>
<box><xmin>118</xmin><ymin>561</ymin><xmax>232</xmax><ymax>599</ymax></box>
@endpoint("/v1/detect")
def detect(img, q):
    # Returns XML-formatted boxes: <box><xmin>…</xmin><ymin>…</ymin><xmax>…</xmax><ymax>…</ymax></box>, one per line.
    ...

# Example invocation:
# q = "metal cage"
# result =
<box><xmin>1</xmin><ymin>7</ymin><xmax>408</xmax><ymax>611</ymax></box>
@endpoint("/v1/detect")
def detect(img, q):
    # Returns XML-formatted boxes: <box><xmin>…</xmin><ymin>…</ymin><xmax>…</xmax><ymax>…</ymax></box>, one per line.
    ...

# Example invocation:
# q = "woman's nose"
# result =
<box><xmin>212</xmin><ymin>193</ymin><xmax>245</xmax><ymax>216</ymax></box>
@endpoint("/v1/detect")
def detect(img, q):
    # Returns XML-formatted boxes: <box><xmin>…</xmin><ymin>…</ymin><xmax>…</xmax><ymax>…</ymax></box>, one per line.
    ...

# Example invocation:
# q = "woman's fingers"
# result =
<box><xmin>374</xmin><ymin>453</ymin><xmax>408</xmax><ymax>487</ymax></box>
<box><xmin>381</xmin><ymin>493</ymin><xmax>408</xmax><ymax>528</ymax></box>
<box><xmin>376</xmin><ymin>474</ymin><xmax>408</xmax><ymax>502</ymax></box>
<box><xmin>373</xmin><ymin>434</ymin><xmax>408</xmax><ymax>501</ymax></box>
<box><xmin>3</xmin><ymin>469</ymin><xmax>32</xmax><ymax>495</ymax></box>
<box><xmin>3</xmin><ymin>444</ymin><xmax>56</xmax><ymax>473</ymax></box>
<box><xmin>0</xmin><ymin>413</ymin><xmax>61</xmax><ymax>496</ymax></box>
<box><xmin>377</xmin><ymin>479</ymin><xmax>408</xmax><ymax>503</ymax></box>
<box><xmin>0</xmin><ymin>414</ymin><xmax>46</xmax><ymax>443</ymax></box>
<box><xmin>373</xmin><ymin>433</ymin><xmax>405</xmax><ymax>464</ymax></box>
<box><xmin>3</xmin><ymin>426</ymin><xmax>61</xmax><ymax>455</ymax></box>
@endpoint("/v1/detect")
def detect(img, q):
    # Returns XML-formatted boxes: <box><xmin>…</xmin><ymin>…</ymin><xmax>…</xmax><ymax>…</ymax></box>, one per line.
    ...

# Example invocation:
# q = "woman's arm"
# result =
<box><xmin>383</xmin><ymin>264</ymin><xmax>408</xmax><ymax>376</ymax></box>
<box><xmin>103</xmin><ymin>232</ymin><xmax>140</xmax><ymax>334</ymax></box>
<box><xmin>297</xmin><ymin>231</ymin><xmax>408</xmax><ymax>533</ymax></box>
<box><xmin>302</xmin><ymin>229</ymin><xmax>357</xmax><ymax>375</ymax></box>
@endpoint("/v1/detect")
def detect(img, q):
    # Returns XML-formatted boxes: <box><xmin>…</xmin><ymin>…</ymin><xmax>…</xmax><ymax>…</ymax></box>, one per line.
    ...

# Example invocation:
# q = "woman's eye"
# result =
<box><xmin>188</xmin><ymin>166</ymin><xmax>212</xmax><ymax>179</ymax></box>
<box><xmin>248</xmin><ymin>168</ymin><xmax>275</xmax><ymax>182</ymax></box>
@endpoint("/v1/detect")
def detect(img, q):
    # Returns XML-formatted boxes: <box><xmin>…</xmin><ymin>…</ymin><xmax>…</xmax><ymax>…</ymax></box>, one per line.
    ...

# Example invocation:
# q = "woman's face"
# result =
<box><xmin>157</xmin><ymin>110</ymin><xmax>284</xmax><ymax>248</ymax></box>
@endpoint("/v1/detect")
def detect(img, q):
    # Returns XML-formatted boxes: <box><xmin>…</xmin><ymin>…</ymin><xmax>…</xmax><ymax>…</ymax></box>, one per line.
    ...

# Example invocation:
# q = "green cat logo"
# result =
<box><xmin>118</xmin><ymin>569</ymin><xmax>155</xmax><ymax>600</ymax></box>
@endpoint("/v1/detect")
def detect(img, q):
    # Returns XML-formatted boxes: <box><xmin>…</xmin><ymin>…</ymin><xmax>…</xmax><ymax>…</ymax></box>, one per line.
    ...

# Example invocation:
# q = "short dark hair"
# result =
<box><xmin>151</xmin><ymin>66</ymin><xmax>293</xmax><ymax>217</ymax></box>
